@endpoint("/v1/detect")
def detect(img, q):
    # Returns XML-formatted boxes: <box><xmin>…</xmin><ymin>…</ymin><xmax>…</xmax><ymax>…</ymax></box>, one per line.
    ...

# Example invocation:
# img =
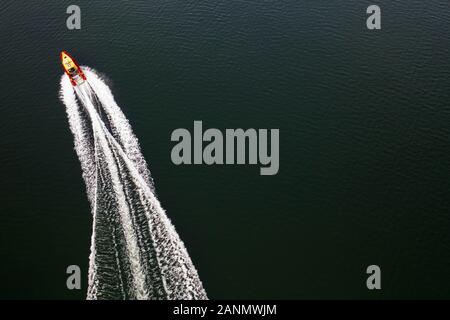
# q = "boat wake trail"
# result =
<box><xmin>59</xmin><ymin>67</ymin><xmax>207</xmax><ymax>300</ymax></box>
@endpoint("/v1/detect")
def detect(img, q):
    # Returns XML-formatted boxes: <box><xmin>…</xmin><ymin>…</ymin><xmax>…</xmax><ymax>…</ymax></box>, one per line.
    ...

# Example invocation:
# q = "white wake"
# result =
<box><xmin>59</xmin><ymin>67</ymin><xmax>207</xmax><ymax>300</ymax></box>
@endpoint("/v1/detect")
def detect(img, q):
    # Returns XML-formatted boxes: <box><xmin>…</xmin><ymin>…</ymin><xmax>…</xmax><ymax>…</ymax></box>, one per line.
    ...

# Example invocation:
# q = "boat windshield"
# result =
<box><xmin>68</xmin><ymin>67</ymin><xmax>76</xmax><ymax>74</ymax></box>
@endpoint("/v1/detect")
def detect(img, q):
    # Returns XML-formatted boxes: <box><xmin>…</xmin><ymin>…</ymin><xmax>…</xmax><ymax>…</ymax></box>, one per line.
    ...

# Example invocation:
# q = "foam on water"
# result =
<box><xmin>59</xmin><ymin>68</ymin><xmax>207</xmax><ymax>300</ymax></box>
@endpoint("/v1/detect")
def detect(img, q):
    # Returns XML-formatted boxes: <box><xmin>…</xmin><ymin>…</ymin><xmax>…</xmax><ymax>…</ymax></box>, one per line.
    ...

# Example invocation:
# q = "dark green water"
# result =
<box><xmin>1</xmin><ymin>0</ymin><xmax>450</xmax><ymax>299</ymax></box>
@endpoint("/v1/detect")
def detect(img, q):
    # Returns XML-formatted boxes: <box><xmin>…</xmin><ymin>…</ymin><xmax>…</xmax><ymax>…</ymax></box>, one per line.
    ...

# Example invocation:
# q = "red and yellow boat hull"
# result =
<box><xmin>60</xmin><ymin>51</ymin><xmax>86</xmax><ymax>86</ymax></box>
